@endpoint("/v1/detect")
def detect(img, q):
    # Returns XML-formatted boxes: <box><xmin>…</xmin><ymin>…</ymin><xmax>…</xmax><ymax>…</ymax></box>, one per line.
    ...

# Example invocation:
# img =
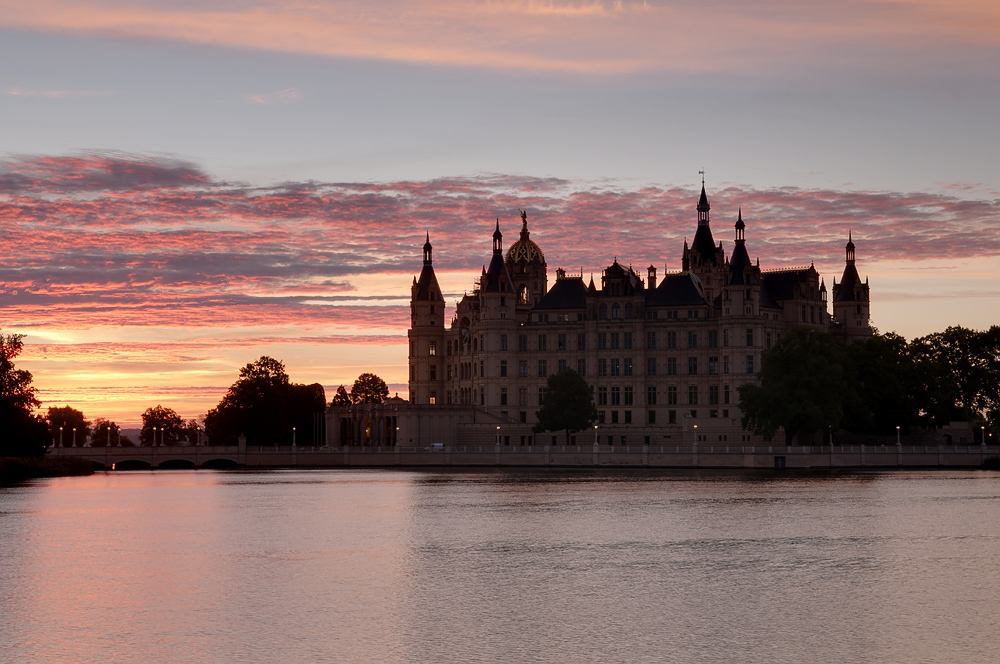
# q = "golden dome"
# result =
<box><xmin>505</xmin><ymin>211</ymin><xmax>545</xmax><ymax>264</ymax></box>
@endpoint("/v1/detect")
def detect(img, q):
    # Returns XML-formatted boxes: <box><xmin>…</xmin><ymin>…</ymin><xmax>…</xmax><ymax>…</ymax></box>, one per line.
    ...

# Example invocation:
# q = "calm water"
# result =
<box><xmin>2</xmin><ymin>469</ymin><xmax>999</xmax><ymax>664</ymax></box>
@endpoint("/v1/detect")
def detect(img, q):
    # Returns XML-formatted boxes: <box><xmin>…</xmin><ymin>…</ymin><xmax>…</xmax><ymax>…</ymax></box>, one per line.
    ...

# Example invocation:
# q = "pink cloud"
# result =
<box><xmin>2</xmin><ymin>153</ymin><xmax>999</xmax><ymax>333</ymax></box>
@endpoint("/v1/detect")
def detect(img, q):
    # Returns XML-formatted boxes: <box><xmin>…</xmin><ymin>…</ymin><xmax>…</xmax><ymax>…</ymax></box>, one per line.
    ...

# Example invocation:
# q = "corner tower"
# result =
<box><xmin>683</xmin><ymin>179</ymin><xmax>726</xmax><ymax>306</ymax></box>
<box><xmin>832</xmin><ymin>233</ymin><xmax>872</xmax><ymax>342</ymax></box>
<box><xmin>408</xmin><ymin>233</ymin><xmax>446</xmax><ymax>404</ymax></box>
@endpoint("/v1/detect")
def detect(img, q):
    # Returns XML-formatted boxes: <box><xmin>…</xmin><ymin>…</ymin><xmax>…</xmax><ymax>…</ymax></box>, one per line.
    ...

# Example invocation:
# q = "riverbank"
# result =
<box><xmin>0</xmin><ymin>456</ymin><xmax>95</xmax><ymax>487</ymax></box>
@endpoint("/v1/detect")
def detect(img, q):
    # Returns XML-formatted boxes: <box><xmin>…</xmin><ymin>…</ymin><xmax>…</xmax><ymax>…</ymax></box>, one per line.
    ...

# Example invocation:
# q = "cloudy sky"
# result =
<box><xmin>2</xmin><ymin>0</ymin><xmax>999</xmax><ymax>426</ymax></box>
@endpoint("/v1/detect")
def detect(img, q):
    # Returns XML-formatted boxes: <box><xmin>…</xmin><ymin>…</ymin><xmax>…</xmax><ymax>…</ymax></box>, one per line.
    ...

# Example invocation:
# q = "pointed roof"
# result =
<box><xmin>506</xmin><ymin>210</ymin><xmax>545</xmax><ymax>264</ymax></box>
<box><xmin>535</xmin><ymin>276</ymin><xmax>586</xmax><ymax>310</ymax></box>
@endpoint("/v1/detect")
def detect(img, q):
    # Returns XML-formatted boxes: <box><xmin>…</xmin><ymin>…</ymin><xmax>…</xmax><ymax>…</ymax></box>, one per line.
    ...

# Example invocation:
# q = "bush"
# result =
<box><xmin>0</xmin><ymin>456</ymin><xmax>94</xmax><ymax>487</ymax></box>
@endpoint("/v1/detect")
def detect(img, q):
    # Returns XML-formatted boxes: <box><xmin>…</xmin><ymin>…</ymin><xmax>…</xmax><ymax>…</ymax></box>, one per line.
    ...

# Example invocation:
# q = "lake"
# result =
<box><xmin>1</xmin><ymin>469</ymin><xmax>998</xmax><ymax>663</ymax></box>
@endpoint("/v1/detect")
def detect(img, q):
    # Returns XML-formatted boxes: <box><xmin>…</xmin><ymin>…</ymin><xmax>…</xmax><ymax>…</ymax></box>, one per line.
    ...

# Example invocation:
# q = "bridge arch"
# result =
<box><xmin>115</xmin><ymin>459</ymin><xmax>153</xmax><ymax>470</ymax></box>
<box><xmin>202</xmin><ymin>458</ymin><xmax>239</xmax><ymax>469</ymax></box>
<box><xmin>158</xmin><ymin>459</ymin><xmax>197</xmax><ymax>470</ymax></box>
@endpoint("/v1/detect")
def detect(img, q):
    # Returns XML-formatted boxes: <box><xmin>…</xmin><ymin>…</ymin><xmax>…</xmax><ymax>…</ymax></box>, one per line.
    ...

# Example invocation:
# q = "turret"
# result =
<box><xmin>505</xmin><ymin>210</ymin><xmax>547</xmax><ymax>319</ymax></box>
<box><xmin>832</xmin><ymin>232</ymin><xmax>872</xmax><ymax>341</ymax></box>
<box><xmin>408</xmin><ymin>233</ymin><xmax>446</xmax><ymax>404</ymax></box>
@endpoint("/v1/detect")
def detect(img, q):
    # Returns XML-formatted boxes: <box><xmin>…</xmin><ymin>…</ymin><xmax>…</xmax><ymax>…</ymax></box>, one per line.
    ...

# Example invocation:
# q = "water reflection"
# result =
<box><xmin>1</xmin><ymin>470</ymin><xmax>998</xmax><ymax>663</ymax></box>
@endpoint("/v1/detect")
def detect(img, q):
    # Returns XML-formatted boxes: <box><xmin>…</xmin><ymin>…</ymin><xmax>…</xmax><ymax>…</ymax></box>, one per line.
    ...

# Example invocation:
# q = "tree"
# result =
<box><xmin>533</xmin><ymin>368</ymin><xmax>597</xmax><ymax>444</ymax></box>
<box><xmin>91</xmin><ymin>418</ymin><xmax>122</xmax><ymax>447</ymax></box>
<box><xmin>47</xmin><ymin>406</ymin><xmax>90</xmax><ymax>447</ymax></box>
<box><xmin>204</xmin><ymin>356</ymin><xmax>326</xmax><ymax>446</ymax></box>
<box><xmin>739</xmin><ymin>327</ymin><xmax>851</xmax><ymax>445</ymax></box>
<box><xmin>141</xmin><ymin>405</ymin><xmax>184</xmax><ymax>446</ymax></box>
<box><xmin>0</xmin><ymin>333</ymin><xmax>49</xmax><ymax>456</ymax></box>
<box><xmin>330</xmin><ymin>385</ymin><xmax>351</xmax><ymax>407</ymax></box>
<box><xmin>350</xmin><ymin>373</ymin><xmax>388</xmax><ymax>404</ymax></box>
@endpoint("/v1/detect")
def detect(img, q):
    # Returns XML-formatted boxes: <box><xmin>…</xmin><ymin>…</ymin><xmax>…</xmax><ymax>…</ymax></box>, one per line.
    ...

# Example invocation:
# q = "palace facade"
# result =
<box><xmin>400</xmin><ymin>183</ymin><xmax>872</xmax><ymax>447</ymax></box>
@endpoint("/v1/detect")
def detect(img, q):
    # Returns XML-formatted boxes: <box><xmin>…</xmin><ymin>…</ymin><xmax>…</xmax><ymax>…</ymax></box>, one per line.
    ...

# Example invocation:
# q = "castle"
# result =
<box><xmin>402</xmin><ymin>182</ymin><xmax>871</xmax><ymax>447</ymax></box>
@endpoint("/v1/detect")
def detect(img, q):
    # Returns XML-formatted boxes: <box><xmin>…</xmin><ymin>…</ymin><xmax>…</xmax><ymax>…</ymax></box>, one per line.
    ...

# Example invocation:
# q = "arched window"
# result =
<box><xmin>624</xmin><ymin>303</ymin><xmax>633</xmax><ymax>319</ymax></box>
<box><xmin>519</xmin><ymin>284</ymin><xmax>529</xmax><ymax>305</ymax></box>
<box><xmin>599</xmin><ymin>304</ymin><xmax>608</xmax><ymax>320</ymax></box>
<box><xmin>611</xmin><ymin>304</ymin><xmax>621</xmax><ymax>319</ymax></box>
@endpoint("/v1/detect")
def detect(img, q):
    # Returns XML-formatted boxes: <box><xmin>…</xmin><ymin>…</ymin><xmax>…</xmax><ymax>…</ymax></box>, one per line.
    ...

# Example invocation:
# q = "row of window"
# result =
<box><xmin>424</xmin><ymin>329</ymin><xmax>763</xmax><ymax>357</ymax></box>
<box><xmin>439</xmin><ymin>384</ymin><xmax>733</xmax><ymax>408</ymax></box>
<box><xmin>421</xmin><ymin>354</ymin><xmax>756</xmax><ymax>382</ymax></box>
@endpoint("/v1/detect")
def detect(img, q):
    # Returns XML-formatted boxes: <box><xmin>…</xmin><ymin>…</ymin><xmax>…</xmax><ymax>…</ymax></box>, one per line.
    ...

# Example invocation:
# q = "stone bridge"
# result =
<box><xmin>48</xmin><ymin>445</ymin><xmax>242</xmax><ymax>470</ymax></box>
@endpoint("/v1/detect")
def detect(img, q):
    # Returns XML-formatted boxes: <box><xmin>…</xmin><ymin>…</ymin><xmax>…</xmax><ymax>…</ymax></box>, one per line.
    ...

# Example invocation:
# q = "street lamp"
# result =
<box><xmin>594</xmin><ymin>424</ymin><xmax>598</xmax><ymax>446</ymax></box>
<box><xmin>896</xmin><ymin>425</ymin><xmax>901</xmax><ymax>447</ymax></box>
<box><xmin>292</xmin><ymin>426</ymin><xmax>297</xmax><ymax>447</ymax></box>
<box><xmin>72</xmin><ymin>427</ymin><xmax>77</xmax><ymax>448</ymax></box>
<box><xmin>496</xmin><ymin>425</ymin><xmax>500</xmax><ymax>446</ymax></box>
<box><xmin>693</xmin><ymin>423</ymin><xmax>698</xmax><ymax>443</ymax></box>
<box><xmin>982</xmin><ymin>425</ymin><xmax>986</xmax><ymax>445</ymax></box>
<box><xmin>59</xmin><ymin>425</ymin><xmax>64</xmax><ymax>448</ymax></box>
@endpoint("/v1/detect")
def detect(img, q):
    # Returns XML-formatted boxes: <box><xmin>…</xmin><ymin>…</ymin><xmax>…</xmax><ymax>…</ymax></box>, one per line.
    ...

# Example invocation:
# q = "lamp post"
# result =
<box><xmin>982</xmin><ymin>426</ymin><xmax>986</xmax><ymax>445</ymax></box>
<box><xmin>107</xmin><ymin>426</ymin><xmax>111</xmax><ymax>447</ymax></box>
<box><xmin>292</xmin><ymin>426</ymin><xmax>297</xmax><ymax>447</ymax></box>
<box><xmin>896</xmin><ymin>425</ymin><xmax>901</xmax><ymax>447</ymax></box>
<box><xmin>59</xmin><ymin>425</ymin><xmax>64</xmax><ymax>448</ymax></box>
<box><xmin>72</xmin><ymin>426</ymin><xmax>77</xmax><ymax>448</ymax></box>
<box><xmin>693</xmin><ymin>423</ymin><xmax>698</xmax><ymax>444</ymax></box>
<box><xmin>594</xmin><ymin>424</ymin><xmax>598</xmax><ymax>446</ymax></box>
<box><xmin>496</xmin><ymin>425</ymin><xmax>500</xmax><ymax>446</ymax></box>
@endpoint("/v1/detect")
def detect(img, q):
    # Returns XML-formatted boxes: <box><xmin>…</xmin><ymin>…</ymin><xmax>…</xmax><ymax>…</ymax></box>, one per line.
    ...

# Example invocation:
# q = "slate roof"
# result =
<box><xmin>645</xmin><ymin>272</ymin><xmax>706</xmax><ymax>306</ymax></box>
<box><xmin>535</xmin><ymin>277</ymin><xmax>587</xmax><ymax>310</ymax></box>
<box><xmin>482</xmin><ymin>252</ymin><xmax>514</xmax><ymax>293</ymax></box>
<box><xmin>834</xmin><ymin>264</ymin><xmax>863</xmax><ymax>302</ymax></box>
<box><xmin>414</xmin><ymin>264</ymin><xmax>441</xmax><ymax>301</ymax></box>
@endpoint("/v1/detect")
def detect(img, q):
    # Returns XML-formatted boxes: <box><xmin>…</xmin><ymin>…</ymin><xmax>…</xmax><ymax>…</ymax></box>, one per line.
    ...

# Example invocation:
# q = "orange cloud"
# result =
<box><xmin>3</xmin><ymin>0</ymin><xmax>998</xmax><ymax>75</ymax></box>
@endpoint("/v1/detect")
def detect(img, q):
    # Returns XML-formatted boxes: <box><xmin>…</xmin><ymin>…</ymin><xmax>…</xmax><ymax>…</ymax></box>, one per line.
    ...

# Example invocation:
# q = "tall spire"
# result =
<box><xmin>492</xmin><ymin>219</ymin><xmax>503</xmax><ymax>254</ymax></box>
<box><xmin>846</xmin><ymin>231</ymin><xmax>855</xmax><ymax>264</ymax></box>
<box><xmin>697</xmin><ymin>172</ymin><xmax>710</xmax><ymax>226</ymax></box>
<box><xmin>422</xmin><ymin>232</ymin><xmax>432</xmax><ymax>265</ymax></box>
<box><xmin>735</xmin><ymin>207</ymin><xmax>745</xmax><ymax>243</ymax></box>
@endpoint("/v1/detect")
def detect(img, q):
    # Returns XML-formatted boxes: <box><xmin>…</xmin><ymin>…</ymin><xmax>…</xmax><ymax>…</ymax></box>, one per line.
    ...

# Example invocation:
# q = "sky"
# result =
<box><xmin>1</xmin><ymin>0</ymin><xmax>999</xmax><ymax>427</ymax></box>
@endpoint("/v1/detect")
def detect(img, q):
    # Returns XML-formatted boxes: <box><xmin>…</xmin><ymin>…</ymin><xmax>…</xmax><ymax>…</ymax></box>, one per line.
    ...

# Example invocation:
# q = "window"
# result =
<box><xmin>624</xmin><ymin>303</ymin><xmax>633</xmax><ymax>319</ymax></box>
<box><xmin>611</xmin><ymin>333</ymin><xmax>620</xmax><ymax>350</ymax></box>
<box><xmin>429</xmin><ymin>393</ymin><xmax>436</xmax><ymax>404</ymax></box>
<box><xmin>598</xmin><ymin>359</ymin><xmax>608</xmax><ymax>376</ymax></box>
<box><xmin>723</xmin><ymin>356</ymin><xmax>730</xmax><ymax>374</ymax></box>
<box><xmin>598</xmin><ymin>333</ymin><xmax>607</xmax><ymax>350</ymax></box>
<box><xmin>624</xmin><ymin>358</ymin><xmax>633</xmax><ymax>377</ymax></box>
<box><xmin>766</xmin><ymin>332</ymin><xmax>772</xmax><ymax>349</ymax></box>
<box><xmin>688</xmin><ymin>310</ymin><xmax>699</xmax><ymax>319</ymax></box>
<box><xmin>429</xmin><ymin>341</ymin><xmax>437</xmax><ymax>356</ymax></box>
<box><xmin>648</xmin><ymin>410</ymin><xmax>656</xmax><ymax>424</ymax></box>
<box><xmin>612</xmin><ymin>304</ymin><xmax>621</xmax><ymax>319</ymax></box>
<box><xmin>667</xmin><ymin>357</ymin><xmax>678</xmax><ymax>375</ymax></box>
<box><xmin>647</xmin><ymin>357</ymin><xmax>656</xmax><ymax>376</ymax></box>
<box><xmin>709</xmin><ymin>385</ymin><xmax>719</xmax><ymax>405</ymax></box>
<box><xmin>723</xmin><ymin>329</ymin><xmax>730</xmax><ymax>346</ymax></box>
<box><xmin>538</xmin><ymin>387</ymin><xmax>547</xmax><ymax>404</ymax></box>
<box><xmin>538</xmin><ymin>334</ymin><xmax>547</xmax><ymax>351</ymax></box>
<box><xmin>688</xmin><ymin>331</ymin><xmax>698</xmax><ymax>348</ymax></box>
<box><xmin>667</xmin><ymin>331</ymin><xmax>677</xmax><ymax>349</ymax></box>
<box><xmin>598</xmin><ymin>387</ymin><xmax>608</xmax><ymax>405</ymax></box>
<box><xmin>647</xmin><ymin>386</ymin><xmax>657</xmax><ymax>405</ymax></box>
<box><xmin>668</xmin><ymin>386</ymin><xmax>678</xmax><ymax>405</ymax></box>
<box><xmin>447</xmin><ymin>390</ymin><xmax>452</xmax><ymax>404</ymax></box>
<box><xmin>519</xmin><ymin>360</ymin><xmax>528</xmax><ymax>377</ymax></box>
<box><xmin>538</xmin><ymin>360</ymin><xmax>548</xmax><ymax>377</ymax></box>
<box><xmin>623</xmin><ymin>332</ymin><xmax>633</xmax><ymax>350</ymax></box>
<box><xmin>518</xmin><ymin>334</ymin><xmax>528</xmax><ymax>352</ymax></box>
<box><xmin>577</xmin><ymin>359</ymin><xmax>587</xmax><ymax>376</ymax></box>
<box><xmin>520</xmin><ymin>412</ymin><xmax>527</xmax><ymax>424</ymax></box>
<box><xmin>577</xmin><ymin>333</ymin><xmax>587</xmax><ymax>350</ymax></box>
<box><xmin>624</xmin><ymin>410</ymin><xmax>632</xmax><ymax>424</ymax></box>
<box><xmin>624</xmin><ymin>386</ymin><xmax>634</xmax><ymax>406</ymax></box>
<box><xmin>688</xmin><ymin>386</ymin><xmax>699</xmax><ymax>405</ymax></box>
<box><xmin>611</xmin><ymin>410</ymin><xmax>619</xmax><ymax>423</ymax></box>
<box><xmin>688</xmin><ymin>357</ymin><xmax>698</xmax><ymax>375</ymax></box>
<box><xmin>480</xmin><ymin>360</ymin><xmax>484</xmax><ymax>377</ymax></box>
<box><xmin>611</xmin><ymin>387</ymin><xmax>621</xmax><ymax>406</ymax></box>
<box><xmin>746</xmin><ymin>355</ymin><xmax>755</xmax><ymax>373</ymax></box>
<box><xmin>599</xmin><ymin>304</ymin><xmax>608</xmax><ymax>319</ymax></box>
<box><xmin>447</xmin><ymin>341</ymin><xmax>452</xmax><ymax>356</ymax></box>
<box><xmin>430</xmin><ymin>365</ymin><xmax>437</xmax><ymax>380</ymax></box>
<box><xmin>480</xmin><ymin>388</ymin><xmax>485</xmax><ymax>405</ymax></box>
<box><xmin>724</xmin><ymin>384</ymin><xmax>730</xmax><ymax>404</ymax></box>
<box><xmin>519</xmin><ymin>388</ymin><xmax>528</xmax><ymax>407</ymax></box>
<box><xmin>500</xmin><ymin>334</ymin><xmax>507</xmax><ymax>351</ymax></box>
<box><xmin>500</xmin><ymin>360</ymin><xmax>507</xmax><ymax>377</ymax></box>
<box><xmin>611</xmin><ymin>358</ymin><xmax>621</xmax><ymax>376</ymax></box>
<box><xmin>647</xmin><ymin>331</ymin><xmax>656</xmax><ymax>349</ymax></box>
<box><xmin>500</xmin><ymin>387</ymin><xmax>508</xmax><ymax>406</ymax></box>
<box><xmin>708</xmin><ymin>330</ymin><xmax>718</xmax><ymax>348</ymax></box>
<box><xmin>558</xmin><ymin>334</ymin><xmax>567</xmax><ymax>351</ymax></box>
<box><xmin>746</xmin><ymin>328</ymin><xmax>754</xmax><ymax>346</ymax></box>
<box><xmin>558</xmin><ymin>359</ymin><xmax>567</xmax><ymax>372</ymax></box>
<box><xmin>599</xmin><ymin>411</ymin><xmax>606</xmax><ymax>424</ymax></box>
<box><xmin>447</xmin><ymin>365</ymin><xmax>453</xmax><ymax>380</ymax></box>
<box><xmin>668</xmin><ymin>410</ymin><xmax>677</xmax><ymax>424</ymax></box>
<box><xmin>709</xmin><ymin>357</ymin><xmax>718</xmax><ymax>375</ymax></box>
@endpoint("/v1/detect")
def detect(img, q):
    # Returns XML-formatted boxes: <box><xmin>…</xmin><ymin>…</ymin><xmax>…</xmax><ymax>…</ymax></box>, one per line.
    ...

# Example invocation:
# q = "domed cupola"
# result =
<box><xmin>504</xmin><ymin>210</ymin><xmax>548</xmax><ymax>315</ymax></box>
<box><xmin>505</xmin><ymin>210</ymin><xmax>545</xmax><ymax>265</ymax></box>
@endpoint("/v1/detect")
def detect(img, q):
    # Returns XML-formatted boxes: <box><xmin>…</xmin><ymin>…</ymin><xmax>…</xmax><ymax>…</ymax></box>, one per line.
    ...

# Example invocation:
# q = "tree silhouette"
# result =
<box><xmin>47</xmin><ymin>406</ymin><xmax>90</xmax><ymax>447</ymax></box>
<box><xmin>141</xmin><ymin>405</ymin><xmax>184</xmax><ymax>446</ymax></box>
<box><xmin>351</xmin><ymin>373</ymin><xmax>388</xmax><ymax>404</ymax></box>
<box><xmin>0</xmin><ymin>333</ymin><xmax>49</xmax><ymax>456</ymax></box>
<box><xmin>534</xmin><ymin>368</ymin><xmax>597</xmax><ymax>444</ymax></box>
<box><xmin>330</xmin><ymin>385</ymin><xmax>352</xmax><ymax>406</ymax></box>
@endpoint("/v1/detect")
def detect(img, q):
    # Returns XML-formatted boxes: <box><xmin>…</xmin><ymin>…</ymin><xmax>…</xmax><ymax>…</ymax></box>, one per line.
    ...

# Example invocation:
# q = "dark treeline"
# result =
<box><xmin>739</xmin><ymin>326</ymin><xmax>1000</xmax><ymax>445</ymax></box>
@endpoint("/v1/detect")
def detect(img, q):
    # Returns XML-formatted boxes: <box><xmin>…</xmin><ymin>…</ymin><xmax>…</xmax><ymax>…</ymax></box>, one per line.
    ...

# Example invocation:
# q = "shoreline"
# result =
<box><xmin>0</xmin><ymin>457</ymin><xmax>95</xmax><ymax>487</ymax></box>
